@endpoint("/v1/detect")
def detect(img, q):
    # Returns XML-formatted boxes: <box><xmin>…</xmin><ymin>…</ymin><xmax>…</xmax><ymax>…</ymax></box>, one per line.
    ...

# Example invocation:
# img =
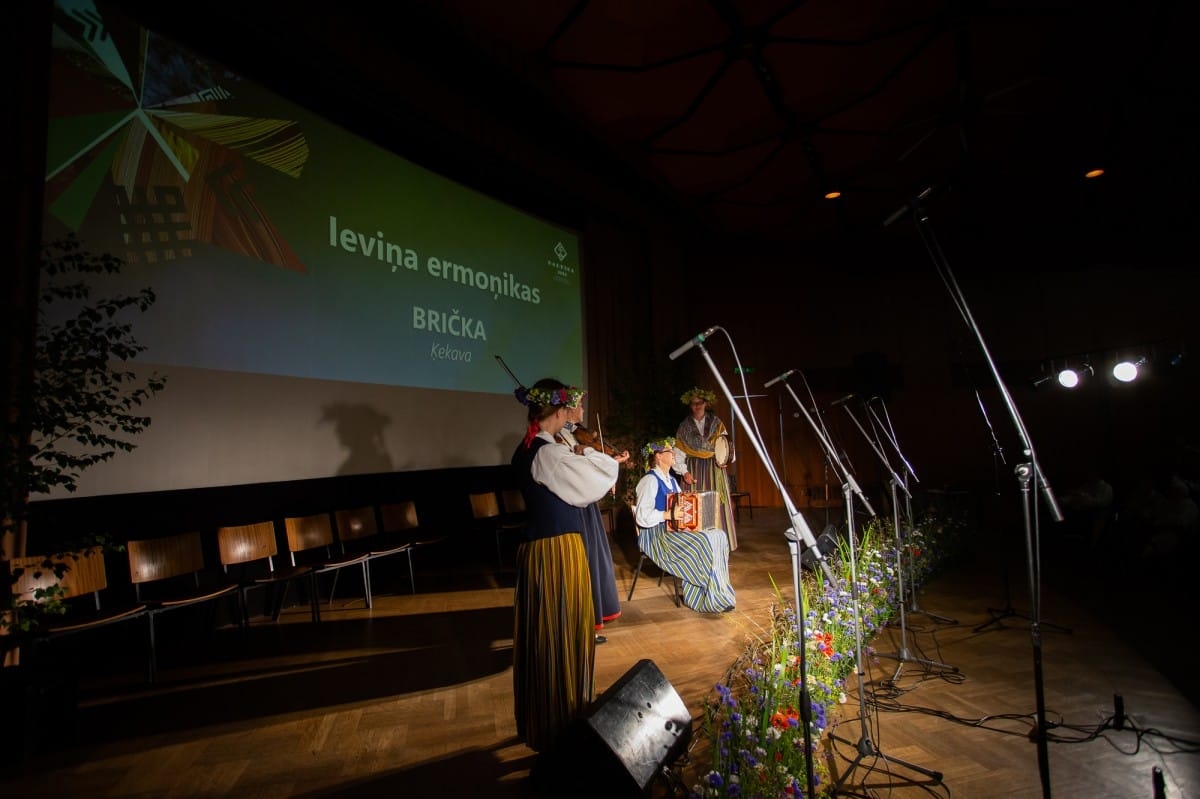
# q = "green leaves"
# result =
<box><xmin>2</xmin><ymin>234</ymin><xmax>167</xmax><ymax>539</ymax></box>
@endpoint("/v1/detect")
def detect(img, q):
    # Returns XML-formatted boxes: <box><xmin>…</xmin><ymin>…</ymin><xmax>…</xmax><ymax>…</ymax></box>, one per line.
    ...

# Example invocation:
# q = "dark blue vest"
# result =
<box><xmin>651</xmin><ymin>470</ymin><xmax>679</xmax><ymax>511</ymax></box>
<box><xmin>511</xmin><ymin>436</ymin><xmax>586</xmax><ymax>541</ymax></box>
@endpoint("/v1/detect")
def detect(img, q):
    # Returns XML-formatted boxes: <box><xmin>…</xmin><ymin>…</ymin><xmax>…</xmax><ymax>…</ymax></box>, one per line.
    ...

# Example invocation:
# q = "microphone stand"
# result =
<box><xmin>865</xmin><ymin>398</ymin><xmax>957</xmax><ymax>625</ymax></box>
<box><xmin>840</xmin><ymin>401</ymin><xmax>957</xmax><ymax>679</ymax></box>
<box><xmin>673</xmin><ymin>333</ymin><xmax>840</xmax><ymax>799</ymax></box>
<box><xmin>899</xmin><ymin>192</ymin><xmax>1063</xmax><ymax>799</ymax></box>
<box><xmin>778</xmin><ymin>382</ymin><xmax>876</xmax><ymax>519</ymax></box>
<box><xmin>730</xmin><ymin>391</ymin><xmax>768</xmax><ymax>493</ymax></box>
<box><xmin>770</xmin><ymin>376</ymin><xmax>942</xmax><ymax>792</ymax></box>
<box><xmin>970</xmin><ymin>389</ymin><xmax>1071</xmax><ymax>635</ymax></box>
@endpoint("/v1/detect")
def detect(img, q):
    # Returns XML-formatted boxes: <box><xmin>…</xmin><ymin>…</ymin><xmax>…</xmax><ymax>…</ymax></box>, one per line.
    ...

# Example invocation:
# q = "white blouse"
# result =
<box><xmin>529</xmin><ymin>430</ymin><xmax>619</xmax><ymax>508</ymax></box>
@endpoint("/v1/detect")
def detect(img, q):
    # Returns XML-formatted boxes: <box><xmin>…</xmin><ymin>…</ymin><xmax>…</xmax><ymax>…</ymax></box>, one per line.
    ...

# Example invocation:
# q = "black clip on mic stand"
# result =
<box><xmin>671</xmin><ymin>331</ymin><xmax>838</xmax><ymax>799</ymax></box>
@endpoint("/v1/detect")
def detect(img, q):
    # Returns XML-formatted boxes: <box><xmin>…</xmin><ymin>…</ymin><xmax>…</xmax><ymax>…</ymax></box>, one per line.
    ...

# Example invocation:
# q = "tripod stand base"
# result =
<box><xmin>830</xmin><ymin>731</ymin><xmax>943</xmax><ymax>793</ymax></box>
<box><xmin>974</xmin><ymin>604</ymin><xmax>1072</xmax><ymax>634</ymax></box>
<box><xmin>878</xmin><ymin>648</ymin><xmax>958</xmax><ymax>681</ymax></box>
<box><xmin>906</xmin><ymin>603</ymin><xmax>957</xmax><ymax>625</ymax></box>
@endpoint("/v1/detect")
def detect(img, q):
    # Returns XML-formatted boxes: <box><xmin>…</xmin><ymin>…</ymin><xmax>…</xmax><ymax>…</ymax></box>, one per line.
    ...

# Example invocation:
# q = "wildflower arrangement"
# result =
<box><xmin>874</xmin><ymin>508</ymin><xmax>970</xmax><ymax>593</ymax></box>
<box><xmin>690</xmin><ymin>513</ymin><xmax>961</xmax><ymax>798</ymax></box>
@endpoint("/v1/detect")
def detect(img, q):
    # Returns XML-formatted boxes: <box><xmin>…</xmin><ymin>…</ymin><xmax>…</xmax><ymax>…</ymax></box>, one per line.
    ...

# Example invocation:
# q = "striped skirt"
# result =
<box><xmin>638</xmin><ymin>522</ymin><xmax>736</xmax><ymax>613</ymax></box>
<box><xmin>512</xmin><ymin>531</ymin><xmax>595</xmax><ymax>753</ymax></box>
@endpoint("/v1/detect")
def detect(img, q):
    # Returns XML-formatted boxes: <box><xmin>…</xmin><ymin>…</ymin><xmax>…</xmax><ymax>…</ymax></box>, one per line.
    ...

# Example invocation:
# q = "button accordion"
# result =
<box><xmin>666</xmin><ymin>491</ymin><xmax>720</xmax><ymax>532</ymax></box>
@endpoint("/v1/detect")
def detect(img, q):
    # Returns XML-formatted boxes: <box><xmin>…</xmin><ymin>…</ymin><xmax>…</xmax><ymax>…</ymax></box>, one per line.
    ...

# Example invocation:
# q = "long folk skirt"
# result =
<box><xmin>637</xmin><ymin>522</ymin><xmax>736</xmax><ymax>614</ymax></box>
<box><xmin>581</xmin><ymin>502</ymin><xmax>622</xmax><ymax>629</ymax></box>
<box><xmin>512</xmin><ymin>531</ymin><xmax>595</xmax><ymax>754</ymax></box>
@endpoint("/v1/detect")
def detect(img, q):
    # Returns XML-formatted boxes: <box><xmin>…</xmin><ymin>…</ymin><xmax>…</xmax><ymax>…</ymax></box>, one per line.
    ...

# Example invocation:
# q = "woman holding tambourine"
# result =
<box><xmin>674</xmin><ymin>387</ymin><xmax>739</xmax><ymax>550</ymax></box>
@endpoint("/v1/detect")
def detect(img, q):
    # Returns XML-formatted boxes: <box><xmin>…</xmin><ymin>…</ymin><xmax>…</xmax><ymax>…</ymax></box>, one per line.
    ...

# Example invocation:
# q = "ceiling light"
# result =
<box><xmin>1084</xmin><ymin>168</ymin><xmax>1105</xmax><ymax>179</ymax></box>
<box><xmin>824</xmin><ymin>190</ymin><xmax>841</xmax><ymax>200</ymax></box>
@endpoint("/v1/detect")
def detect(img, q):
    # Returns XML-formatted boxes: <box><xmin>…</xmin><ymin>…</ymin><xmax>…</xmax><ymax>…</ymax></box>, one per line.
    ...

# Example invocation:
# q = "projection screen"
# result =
<box><xmin>39</xmin><ymin>0</ymin><xmax>585</xmax><ymax>498</ymax></box>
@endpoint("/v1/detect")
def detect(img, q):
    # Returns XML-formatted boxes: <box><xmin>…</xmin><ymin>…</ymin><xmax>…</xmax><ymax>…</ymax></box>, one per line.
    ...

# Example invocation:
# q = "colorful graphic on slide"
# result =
<box><xmin>44</xmin><ymin>0</ymin><xmax>308</xmax><ymax>272</ymax></box>
<box><xmin>40</xmin><ymin>0</ymin><xmax>583</xmax><ymax>398</ymax></box>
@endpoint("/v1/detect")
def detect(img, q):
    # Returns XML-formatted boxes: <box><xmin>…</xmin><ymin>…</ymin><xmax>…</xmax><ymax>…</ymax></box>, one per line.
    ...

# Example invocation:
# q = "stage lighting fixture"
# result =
<box><xmin>1112</xmin><ymin>357</ymin><xmax>1147</xmax><ymax>383</ymax></box>
<box><xmin>1056</xmin><ymin>364</ymin><xmax>1093</xmax><ymax>389</ymax></box>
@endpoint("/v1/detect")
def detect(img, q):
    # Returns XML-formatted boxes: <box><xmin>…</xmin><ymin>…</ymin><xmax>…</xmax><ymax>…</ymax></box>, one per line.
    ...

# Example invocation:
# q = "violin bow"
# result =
<box><xmin>495</xmin><ymin>355</ymin><xmax>525</xmax><ymax>390</ymax></box>
<box><xmin>596</xmin><ymin>413</ymin><xmax>617</xmax><ymax>496</ymax></box>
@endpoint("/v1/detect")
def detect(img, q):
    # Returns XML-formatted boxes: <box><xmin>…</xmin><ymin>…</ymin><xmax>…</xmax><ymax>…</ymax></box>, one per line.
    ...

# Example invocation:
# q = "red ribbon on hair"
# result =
<box><xmin>522</xmin><ymin>421</ymin><xmax>539</xmax><ymax>448</ymax></box>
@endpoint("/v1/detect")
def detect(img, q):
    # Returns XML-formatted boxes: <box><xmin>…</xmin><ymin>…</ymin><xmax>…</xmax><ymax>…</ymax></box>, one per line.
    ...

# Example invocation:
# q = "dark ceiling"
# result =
<box><xmin>119</xmin><ymin>0</ymin><xmax>1199</xmax><ymax>268</ymax></box>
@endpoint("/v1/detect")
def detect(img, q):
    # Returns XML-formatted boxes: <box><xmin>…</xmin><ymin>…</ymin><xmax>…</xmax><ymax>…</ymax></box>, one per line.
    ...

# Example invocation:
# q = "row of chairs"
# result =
<box><xmin>9</xmin><ymin>500</ymin><xmax>443</xmax><ymax>683</ymax></box>
<box><xmin>468</xmin><ymin>489</ymin><xmax>527</xmax><ymax>566</ymax></box>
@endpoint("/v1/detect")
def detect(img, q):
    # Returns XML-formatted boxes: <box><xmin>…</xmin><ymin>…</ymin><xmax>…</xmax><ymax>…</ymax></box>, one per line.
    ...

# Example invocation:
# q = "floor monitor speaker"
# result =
<box><xmin>539</xmin><ymin>658</ymin><xmax>692</xmax><ymax>797</ymax></box>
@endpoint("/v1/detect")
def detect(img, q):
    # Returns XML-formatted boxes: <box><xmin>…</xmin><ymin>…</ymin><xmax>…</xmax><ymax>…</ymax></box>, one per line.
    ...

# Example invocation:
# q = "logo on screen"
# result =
<box><xmin>550</xmin><ymin>241</ymin><xmax>575</xmax><ymax>282</ymax></box>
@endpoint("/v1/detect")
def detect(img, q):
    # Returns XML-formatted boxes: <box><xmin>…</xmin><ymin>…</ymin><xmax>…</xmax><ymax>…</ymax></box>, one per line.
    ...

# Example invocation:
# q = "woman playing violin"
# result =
<box><xmin>559</xmin><ymin>394</ymin><xmax>630</xmax><ymax>642</ymax></box>
<box><xmin>510</xmin><ymin>378</ymin><xmax>618</xmax><ymax>762</ymax></box>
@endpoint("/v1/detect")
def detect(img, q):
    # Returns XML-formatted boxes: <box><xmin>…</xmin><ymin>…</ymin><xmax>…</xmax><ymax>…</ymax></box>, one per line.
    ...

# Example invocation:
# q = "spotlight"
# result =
<box><xmin>1112</xmin><ymin>357</ymin><xmax>1147</xmax><ymax>383</ymax></box>
<box><xmin>1057</xmin><ymin>364</ymin><xmax>1093</xmax><ymax>389</ymax></box>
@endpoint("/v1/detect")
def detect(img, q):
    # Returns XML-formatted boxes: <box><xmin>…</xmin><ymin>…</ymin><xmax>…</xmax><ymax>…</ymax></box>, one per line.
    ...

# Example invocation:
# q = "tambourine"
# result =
<box><xmin>713</xmin><ymin>433</ymin><xmax>735</xmax><ymax>469</ymax></box>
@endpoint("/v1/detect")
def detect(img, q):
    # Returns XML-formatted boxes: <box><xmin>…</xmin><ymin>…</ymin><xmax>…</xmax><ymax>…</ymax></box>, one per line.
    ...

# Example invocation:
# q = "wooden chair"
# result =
<box><xmin>618</xmin><ymin>503</ymin><xmax>680</xmax><ymax>606</ymax></box>
<box><xmin>624</xmin><ymin>551</ymin><xmax>681</xmax><ymax>607</ymax></box>
<box><xmin>126</xmin><ymin>531</ymin><xmax>240</xmax><ymax>683</ymax></box>
<box><xmin>9</xmin><ymin>547</ymin><xmax>146</xmax><ymax>640</ymax></box>
<box><xmin>498</xmin><ymin>489</ymin><xmax>528</xmax><ymax>558</ymax></box>
<box><xmin>216</xmin><ymin>521</ymin><xmax>318</xmax><ymax>625</ymax></box>
<box><xmin>730</xmin><ymin>490</ymin><xmax>753</xmax><ymax>521</ymax></box>
<box><xmin>469</xmin><ymin>491</ymin><xmax>506</xmax><ymax>566</ymax></box>
<box><xmin>283</xmin><ymin>512</ymin><xmax>371</xmax><ymax>609</ymax></box>
<box><xmin>378</xmin><ymin>500</ymin><xmax>444</xmax><ymax>593</ymax></box>
<box><xmin>334</xmin><ymin>505</ymin><xmax>412</xmax><ymax>600</ymax></box>
<box><xmin>626</xmin><ymin>530</ymin><xmax>683</xmax><ymax>610</ymax></box>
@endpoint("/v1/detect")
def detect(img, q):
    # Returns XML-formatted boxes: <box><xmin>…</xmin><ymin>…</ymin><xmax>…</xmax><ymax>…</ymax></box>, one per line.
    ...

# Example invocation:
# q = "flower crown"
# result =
<box><xmin>641</xmin><ymin>437</ymin><xmax>676</xmax><ymax>459</ymax></box>
<box><xmin>680</xmin><ymin>387</ymin><xmax>718</xmax><ymax>406</ymax></box>
<box><xmin>515</xmin><ymin>385</ymin><xmax>585</xmax><ymax>408</ymax></box>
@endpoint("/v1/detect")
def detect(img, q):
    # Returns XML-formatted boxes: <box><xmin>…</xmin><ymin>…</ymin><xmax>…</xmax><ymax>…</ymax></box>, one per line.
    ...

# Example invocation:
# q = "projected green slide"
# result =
<box><xmin>43</xmin><ymin>0</ymin><xmax>583</xmax><ymax>396</ymax></box>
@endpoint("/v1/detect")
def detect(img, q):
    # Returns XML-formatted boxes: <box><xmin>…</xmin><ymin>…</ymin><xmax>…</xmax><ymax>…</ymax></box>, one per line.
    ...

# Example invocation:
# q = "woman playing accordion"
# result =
<box><xmin>633</xmin><ymin>437</ymin><xmax>736</xmax><ymax>614</ymax></box>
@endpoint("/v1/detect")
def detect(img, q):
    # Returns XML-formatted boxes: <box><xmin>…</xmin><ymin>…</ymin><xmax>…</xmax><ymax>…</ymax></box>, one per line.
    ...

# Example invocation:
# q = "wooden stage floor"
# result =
<box><xmin>2</xmin><ymin>503</ymin><xmax>1197</xmax><ymax>797</ymax></box>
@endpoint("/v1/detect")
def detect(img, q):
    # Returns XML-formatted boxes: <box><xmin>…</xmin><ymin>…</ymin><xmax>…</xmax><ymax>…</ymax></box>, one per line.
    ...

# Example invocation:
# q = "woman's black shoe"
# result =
<box><xmin>594</xmin><ymin>634</ymin><xmax>608</xmax><ymax>645</ymax></box>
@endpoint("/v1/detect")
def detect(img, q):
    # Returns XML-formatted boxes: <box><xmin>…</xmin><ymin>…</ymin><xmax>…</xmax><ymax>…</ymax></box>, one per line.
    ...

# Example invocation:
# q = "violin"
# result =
<box><xmin>571</xmin><ymin>424</ymin><xmax>619</xmax><ymax>457</ymax></box>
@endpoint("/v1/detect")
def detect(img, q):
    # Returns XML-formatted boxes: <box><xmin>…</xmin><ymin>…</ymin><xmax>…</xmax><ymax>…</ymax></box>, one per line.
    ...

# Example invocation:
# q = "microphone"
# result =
<box><xmin>828</xmin><ymin>393</ymin><xmax>858</xmax><ymax>407</ymax></box>
<box><xmin>763</xmin><ymin>369</ymin><xmax>797</xmax><ymax>389</ymax></box>
<box><xmin>883</xmin><ymin>185</ymin><xmax>936</xmax><ymax>227</ymax></box>
<box><xmin>668</xmin><ymin>326</ymin><xmax>718</xmax><ymax>361</ymax></box>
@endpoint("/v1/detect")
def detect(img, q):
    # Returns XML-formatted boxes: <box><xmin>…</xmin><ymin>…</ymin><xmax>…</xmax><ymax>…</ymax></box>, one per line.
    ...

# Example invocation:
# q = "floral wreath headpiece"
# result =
<box><xmin>514</xmin><ymin>385</ymin><xmax>585</xmax><ymax>409</ymax></box>
<box><xmin>641</xmin><ymin>437</ymin><xmax>676</xmax><ymax>459</ymax></box>
<box><xmin>680</xmin><ymin>387</ymin><xmax>718</xmax><ymax>406</ymax></box>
